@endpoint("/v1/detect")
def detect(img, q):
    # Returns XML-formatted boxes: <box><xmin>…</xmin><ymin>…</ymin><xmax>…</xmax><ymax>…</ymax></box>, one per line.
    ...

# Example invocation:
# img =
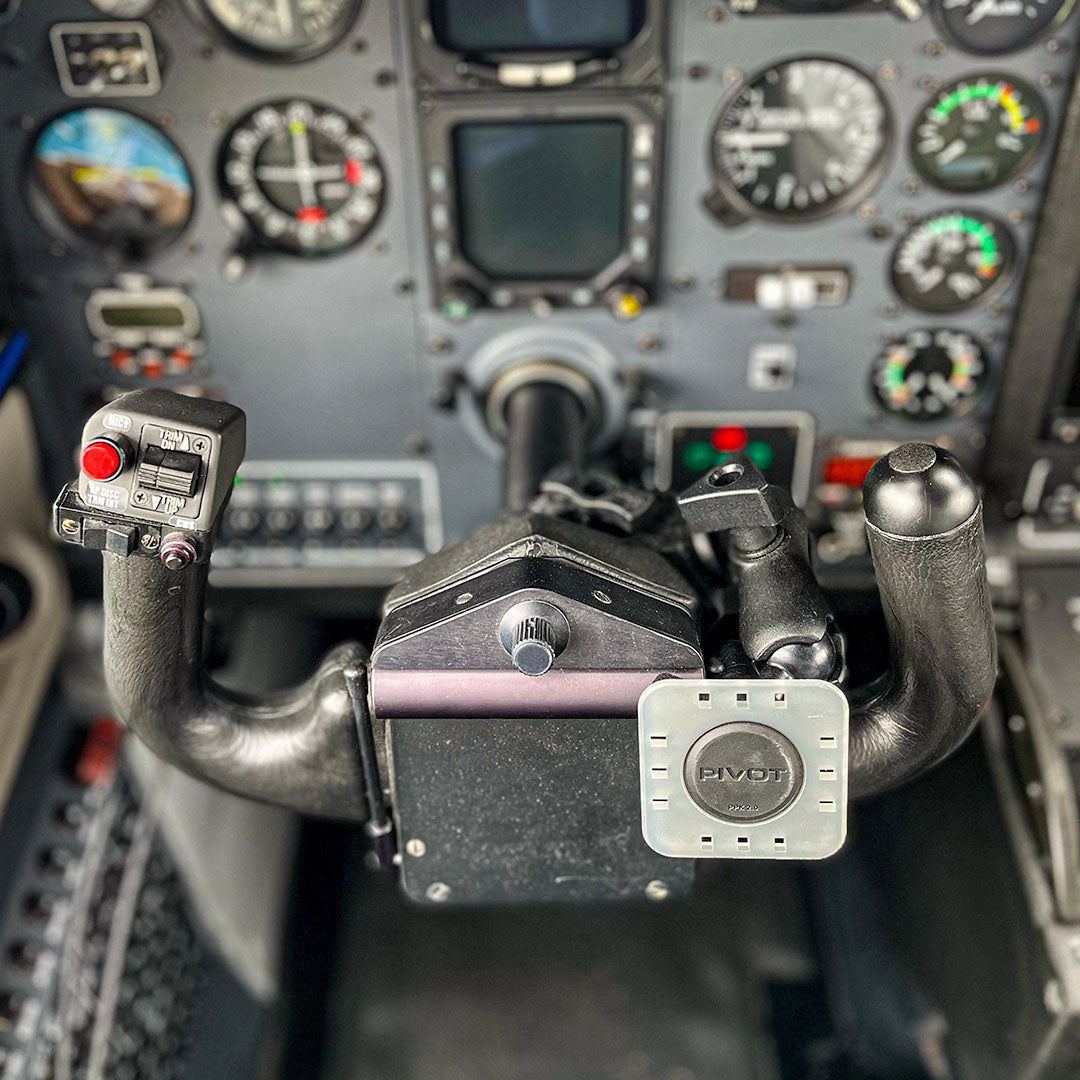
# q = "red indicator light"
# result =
<box><xmin>710</xmin><ymin>426</ymin><xmax>748</xmax><ymax>453</ymax></box>
<box><xmin>109</xmin><ymin>349</ymin><xmax>133</xmax><ymax>371</ymax></box>
<box><xmin>344</xmin><ymin>158</ymin><xmax>363</xmax><ymax>186</ymax></box>
<box><xmin>80</xmin><ymin>439</ymin><xmax>124</xmax><ymax>482</ymax></box>
<box><xmin>296</xmin><ymin>205</ymin><xmax>327</xmax><ymax>223</ymax></box>
<box><xmin>1026</xmin><ymin>119</ymin><xmax>1040</xmax><ymax>133</ymax></box>
<box><xmin>75</xmin><ymin>717</ymin><xmax>124</xmax><ymax>786</ymax></box>
<box><xmin>822</xmin><ymin>457</ymin><xmax>877</xmax><ymax>488</ymax></box>
<box><xmin>169</xmin><ymin>349</ymin><xmax>194</xmax><ymax>372</ymax></box>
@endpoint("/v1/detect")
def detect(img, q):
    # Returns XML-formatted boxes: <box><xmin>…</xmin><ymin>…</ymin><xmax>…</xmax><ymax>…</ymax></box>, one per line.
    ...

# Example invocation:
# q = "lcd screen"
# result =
<box><xmin>100</xmin><ymin>305</ymin><xmax>186</xmax><ymax>328</ymax></box>
<box><xmin>453</xmin><ymin>121</ymin><xmax>627</xmax><ymax>280</ymax></box>
<box><xmin>430</xmin><ymin>0</ymin><xmax>645</xmax><ymax>54</ymax></box>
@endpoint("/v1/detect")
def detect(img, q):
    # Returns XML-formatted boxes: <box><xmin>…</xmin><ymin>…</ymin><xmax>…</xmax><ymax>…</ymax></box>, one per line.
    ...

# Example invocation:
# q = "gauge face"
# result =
<box><xmin>221</xmin><ymin>100</ymin><xmax>384</xmax><ymax>256</ymax></box>
<box><xmin>201</xmin><ymin>0</ymin><xmax>359</xmax><ymax>59</ymax></box>
<box><xmin>32</xmin><ymin>108</ymin><xmax>193</xmax><ymax>257</ymax></box>
<box><xmin>872</xmin><ymin>328</ymin><xmax>988</xmax><ymax>418</ymax></box>
<box><xmin>912</xmin><ymin>74</ymin><xmax>1047</xmax><ymax>192</ymax></box>
<box><xmin>935</xmin><ymin>0</ymin><xmax>1076</xmax><ymax>54</ymax></box>
<box><xmin>891</xmin><ymin>210</ymin><xmax>1016</xmax><ymax>313</ymax></box>
<box><xmin>710</xmin><ymin>57</ymin><xmax>891</xmax><ymax>222</ymax></box>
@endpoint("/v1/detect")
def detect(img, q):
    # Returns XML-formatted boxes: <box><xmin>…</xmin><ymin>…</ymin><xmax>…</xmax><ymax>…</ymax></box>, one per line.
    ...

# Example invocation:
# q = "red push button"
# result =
<box><xmin>80</xmin><ymin>438</ymin><xmax>125</xmax><ymax>482</ymax></box>
<box><xmin>74</xmin><ymin>716</ymin><xmax>124</xmax><ymax>786</ymax></box>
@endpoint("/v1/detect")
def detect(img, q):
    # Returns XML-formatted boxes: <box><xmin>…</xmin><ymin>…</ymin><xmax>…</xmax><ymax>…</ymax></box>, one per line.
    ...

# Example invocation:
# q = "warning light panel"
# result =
<box><xmin>655</xmin><ymin>412</ymin><xmax>814</xmax><ymax>506</ymax></box>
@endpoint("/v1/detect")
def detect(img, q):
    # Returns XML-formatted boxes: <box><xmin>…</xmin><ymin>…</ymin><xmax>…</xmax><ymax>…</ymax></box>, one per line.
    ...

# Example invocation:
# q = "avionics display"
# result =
<box><xmin>405</xmin><ymin>0</ymin><xmax>663</xmax><ymax>90</ymax></box>
<box><xmin>453</xmin><ymin>121</ymin><xmax>626</xmax><ymax>279</ymax></box>
<box><xmin>419</xmin><ymin>95</ymin><xmax>662</xmax><ymax>313</ymax></box>
<box><xmin>99</xmin><ymin>305</ymin><xmax>186</xmax><ymax>327</ymax></box>
<box><xmin>430</xmin><ymin>0</ymin><xmax>645</xmax><ymax>53</ymax></box>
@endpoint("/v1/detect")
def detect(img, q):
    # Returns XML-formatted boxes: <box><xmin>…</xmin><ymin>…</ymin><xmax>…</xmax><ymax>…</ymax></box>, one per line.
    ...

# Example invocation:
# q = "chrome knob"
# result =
<box><xmin>499</xmin><ymin>601</ymin><xmax>570</xmax><ymax>677</ymax></box>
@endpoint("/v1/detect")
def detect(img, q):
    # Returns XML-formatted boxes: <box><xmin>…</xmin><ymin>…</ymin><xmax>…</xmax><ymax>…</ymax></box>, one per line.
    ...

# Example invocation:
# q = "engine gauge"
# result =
<box><xmin>871</xmin><ymin>328</ymin><xmax>987</xmax><ymax>418</ymax></box>
<box><xmin>912</xmin><ymin>74</ymin><xmax>1047</xmax><ymax>191</ymax></box>
<box><xmin>199</xmin><ymin>0</ymin><xmax>361</xmax><ymax>60</ymax></box>
<box><xmin>31</xmin><ymin>108</ymin><xmax>193</xmax><ymax>257</ymax></box>
<box><xmin>220</xmin><ymin>99</ymin><xmax>384</xmax><ymax>257</ymax></box>
<box><xmin>935</xmin><ymin>0</ymin><xmax>1076</xmax><ymax>55</ymax></box>
<box><xmin>709</xmin><ymin>57</ymin><xmax>891</xmax><ymax>223</ymax></box>
<box><xmin>891</xmin><ymin>209</ymin><xmax>1016</xmax><ymax>313</ymax></box>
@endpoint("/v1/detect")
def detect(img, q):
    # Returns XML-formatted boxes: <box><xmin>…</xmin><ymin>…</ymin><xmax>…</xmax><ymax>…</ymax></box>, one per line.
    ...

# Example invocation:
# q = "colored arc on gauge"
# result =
<box><xmin>926</xmin><ymin>214</ymin><xmax>1000</xmax><ymax>277</ymax></box>
<box><xmin>912</xmin><ymin>74</ymin><xmax>1048</xmax><ymax>193</ymax></box>
<box><xmin>932</xmin><ymin>81</ymin><xmax>1039</xmax><ymax>134</ymax></box>
<box><xmin>871</xmin><ymin>329</ymin><xmax>987</xmax><ymax>419</ymax></box>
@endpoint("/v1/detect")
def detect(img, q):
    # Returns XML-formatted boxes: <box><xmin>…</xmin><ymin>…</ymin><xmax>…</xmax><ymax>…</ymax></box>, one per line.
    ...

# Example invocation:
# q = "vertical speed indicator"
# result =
<box><xmin>709</xmin><ymin>57</ymin><xmax>892</xmax><ymax>224</ymax></box>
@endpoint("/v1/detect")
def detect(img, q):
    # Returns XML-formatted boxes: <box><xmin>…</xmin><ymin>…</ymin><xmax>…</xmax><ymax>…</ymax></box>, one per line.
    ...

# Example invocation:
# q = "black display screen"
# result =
<box><xmin>452</xmin><ymin>120</ymin><xmax>627</xmax><ymax>281</ymax></box>
<box><xmin>430</xmin><ymin>0</ymin><xmax>645</xmax><ymax>54</ymax></box>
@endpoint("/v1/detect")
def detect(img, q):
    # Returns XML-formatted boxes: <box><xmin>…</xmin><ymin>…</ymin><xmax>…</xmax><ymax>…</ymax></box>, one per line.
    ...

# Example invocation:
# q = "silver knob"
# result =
<box><xmin>499</xmin><ymin>601</ymin><xmax>570</xmax><ymax>677</ymax></box>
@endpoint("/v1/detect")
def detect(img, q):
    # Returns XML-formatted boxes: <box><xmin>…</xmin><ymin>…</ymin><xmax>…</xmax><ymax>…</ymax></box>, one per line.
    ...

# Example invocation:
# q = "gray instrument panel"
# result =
<box><xmin>0</xmin><ymin>0</ymin><xmax>1077</xmax><ymax>580</ymax></box>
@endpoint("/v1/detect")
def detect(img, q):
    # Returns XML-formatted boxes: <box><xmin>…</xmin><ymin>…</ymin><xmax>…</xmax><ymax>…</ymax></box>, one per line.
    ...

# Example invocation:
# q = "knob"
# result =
<box><xmin>498</xmin><ymin>601</ymin><xmax>570</xmax><ymax>677</ymax></box>
<box><xmin>862</xmin><ymin>443</ymin><xmax>978</xmax><ymax>538</ymax></box>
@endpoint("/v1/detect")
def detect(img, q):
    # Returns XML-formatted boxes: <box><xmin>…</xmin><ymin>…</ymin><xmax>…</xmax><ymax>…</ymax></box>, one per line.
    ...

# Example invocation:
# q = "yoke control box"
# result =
<box><xmin>55</xmin><ymin>389</ymin><xmax>245</xmax><ymax>563</ymax></box>
<box><xmin>638</xmin><ymin>679</ymin><xmax>848</xmax><ymax>860</ymax></box>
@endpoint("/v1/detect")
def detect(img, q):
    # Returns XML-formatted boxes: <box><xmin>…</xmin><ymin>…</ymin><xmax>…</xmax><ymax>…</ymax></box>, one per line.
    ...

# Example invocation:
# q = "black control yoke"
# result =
<box><xmin>56</xmin><ymin>390</ymin><xmax>996</xmax><ymax>816</ymax></box>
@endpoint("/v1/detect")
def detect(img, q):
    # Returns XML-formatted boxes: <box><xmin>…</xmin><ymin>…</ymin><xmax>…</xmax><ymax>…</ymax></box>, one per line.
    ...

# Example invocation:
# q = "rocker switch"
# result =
<box><xmin>136</xmin><ymin>446</ymin><xmax>201</xmax><ymax>497</ymax></box>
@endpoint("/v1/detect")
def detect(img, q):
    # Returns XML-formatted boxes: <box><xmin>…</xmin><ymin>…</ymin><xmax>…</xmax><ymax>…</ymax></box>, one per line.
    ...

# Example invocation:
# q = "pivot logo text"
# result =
<box><xmin>699</xmin><ymin>767</ymin><xmax>787</xmax><ymax>782</ymax></box>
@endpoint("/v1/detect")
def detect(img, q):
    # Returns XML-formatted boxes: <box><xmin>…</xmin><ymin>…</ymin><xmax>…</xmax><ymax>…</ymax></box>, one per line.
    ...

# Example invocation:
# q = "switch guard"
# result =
<box><xmin>638</xmin><ymin>679</ymin><xmax>849</xmax><ymax>860</ymax></box>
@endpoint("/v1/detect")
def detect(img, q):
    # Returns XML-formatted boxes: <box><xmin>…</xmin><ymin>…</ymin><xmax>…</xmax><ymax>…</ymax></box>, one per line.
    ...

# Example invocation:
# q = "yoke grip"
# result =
<box><xmin>849</xmin><ymin>443</ymin><xmax>996</xmax><ymax>799</ymax></box>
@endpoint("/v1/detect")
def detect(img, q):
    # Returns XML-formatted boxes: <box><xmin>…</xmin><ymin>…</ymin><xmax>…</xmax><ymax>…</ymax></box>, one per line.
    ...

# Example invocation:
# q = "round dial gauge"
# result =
<box><xmin>891</xmin><ymin>210</ymin><xmax>1016</xmax><ymax>313</ymax></box>
<box><xmin>221</xmin><ymin>100</ymin><xmax>384</xmax><ymax>256</ymax></box>
<box><xmin>912</xmin><ymin>74</ymin><xmax>1047</xmax><ymax>192</ymax></box>
<box><xmin>710</xmin><ymin>57</ymin><xmax>891</xmax><ymax>223</ymax></box>
<box><xmin>200</xmin><ymin>0</ymin><xmax>360</xmax><ymax>60</ymax></box>
<box><xmin>935</xmin><ymin>0</ymin><xmax>1076</xmax><ymax>55</ymax></box>
<box><xmin>872</xmin><ymin>328</ymin><xmax>988</xmax><ymax>418</ymax></box>
<box><xmin>32</xmin><ymin>108</ymin><xmax>193</xmax><ymax>257</ymax></box>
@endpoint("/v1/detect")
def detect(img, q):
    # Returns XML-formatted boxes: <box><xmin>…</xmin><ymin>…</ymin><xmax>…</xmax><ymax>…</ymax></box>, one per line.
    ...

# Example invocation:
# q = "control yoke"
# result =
<box><xmin>55</xmin><ymin>390</ymin><xmax>996</xmax><ymax>843</ymax></box>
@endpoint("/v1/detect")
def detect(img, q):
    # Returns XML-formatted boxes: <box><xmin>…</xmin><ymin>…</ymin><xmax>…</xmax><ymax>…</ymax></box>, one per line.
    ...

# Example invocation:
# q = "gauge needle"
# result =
<box><xmin>719</xmin><ymin>131</ymin><xmax>792</xmax><ymax>149</ymax></box>
<box><xmin>963</xmin><ymin>0</ymin><xmax>1001</xmax><ymax>26</ymax></box>
<box><xmin>276</xmin><ymin>0</ymin><xmax>294</xmax><ymax>35</ymax></box>
<box><xmin>936</xmin><ymin>139</ymin><xmax>968</xmax><ymax>165</ymax></box>
<box><xmin>291</xmin><ymin>123</ymin><xmax>318</xmax><ymax>209</ymax></box>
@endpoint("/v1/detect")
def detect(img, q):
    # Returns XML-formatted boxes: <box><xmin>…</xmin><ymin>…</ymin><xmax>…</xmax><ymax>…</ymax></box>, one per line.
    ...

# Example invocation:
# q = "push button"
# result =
<box><xmin>80</xmin><ymin>437</ymin><xmax>130</xmax><ymax>482</ymax></box>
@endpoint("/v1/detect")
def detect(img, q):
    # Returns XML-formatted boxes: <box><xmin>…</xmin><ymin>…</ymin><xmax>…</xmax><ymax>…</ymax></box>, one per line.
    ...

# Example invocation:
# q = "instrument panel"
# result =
<box><xmin>1</xmin><ymin>0</ymin><xmax>1079</xmax><ymax>583</ymax></box>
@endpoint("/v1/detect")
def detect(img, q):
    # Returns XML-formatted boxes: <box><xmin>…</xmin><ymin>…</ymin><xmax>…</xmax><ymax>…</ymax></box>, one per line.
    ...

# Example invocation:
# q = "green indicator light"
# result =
<box><xmin>233</xmin><ymin>475</ymin><xmax>245</xmax><ymax>487</ymax></box>
<box><xmin>682</xmin><ymin>441</ymin><xmax>715</xmax><ymax>473</ymax></box>
<box><xmin>441</xmin><ymin>298</ymin><xmax>474</xmax><ymax>321</ymax></box>
<box><xmin>746</xmin><ymin>441</ymin><xmax>774</xmax><ymax>470</ymax></box>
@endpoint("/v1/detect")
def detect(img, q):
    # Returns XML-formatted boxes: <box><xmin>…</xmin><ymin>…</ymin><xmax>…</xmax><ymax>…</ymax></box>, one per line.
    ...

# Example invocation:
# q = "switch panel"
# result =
<box><xmin>638</xmin><ymin>679</ymin><xmax>849</xmax><ymax>860</ymax></box>
<box><xmin>56</xmin><ymin>390</ymin><xmax>245</xmax><ymax>560</ymax></box>
<box><xmin>49</xmin><ymin>22</ymin><xmax>162</xmax><ymax>98</ymax></box>
<box><xmin>211</xmin><ymin>460</ymin><xmax>443</xmax><ymax>587</ymax></box>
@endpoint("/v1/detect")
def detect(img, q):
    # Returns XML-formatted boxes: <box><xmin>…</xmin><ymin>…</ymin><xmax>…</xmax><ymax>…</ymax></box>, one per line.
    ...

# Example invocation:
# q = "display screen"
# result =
<box><xmin>100</xmin><ymin>305</ymin><xmax>186</xmax><ymax>328</ymax></box>
<box><xmin>452</xmin><ymin>120</ymin><xmax>627</xmax><ymax>280</ymax></box>
<box><xmin>430</xmin><ymin>0</ymin><xmax>645</xmax><ymax>54</ymax></box>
